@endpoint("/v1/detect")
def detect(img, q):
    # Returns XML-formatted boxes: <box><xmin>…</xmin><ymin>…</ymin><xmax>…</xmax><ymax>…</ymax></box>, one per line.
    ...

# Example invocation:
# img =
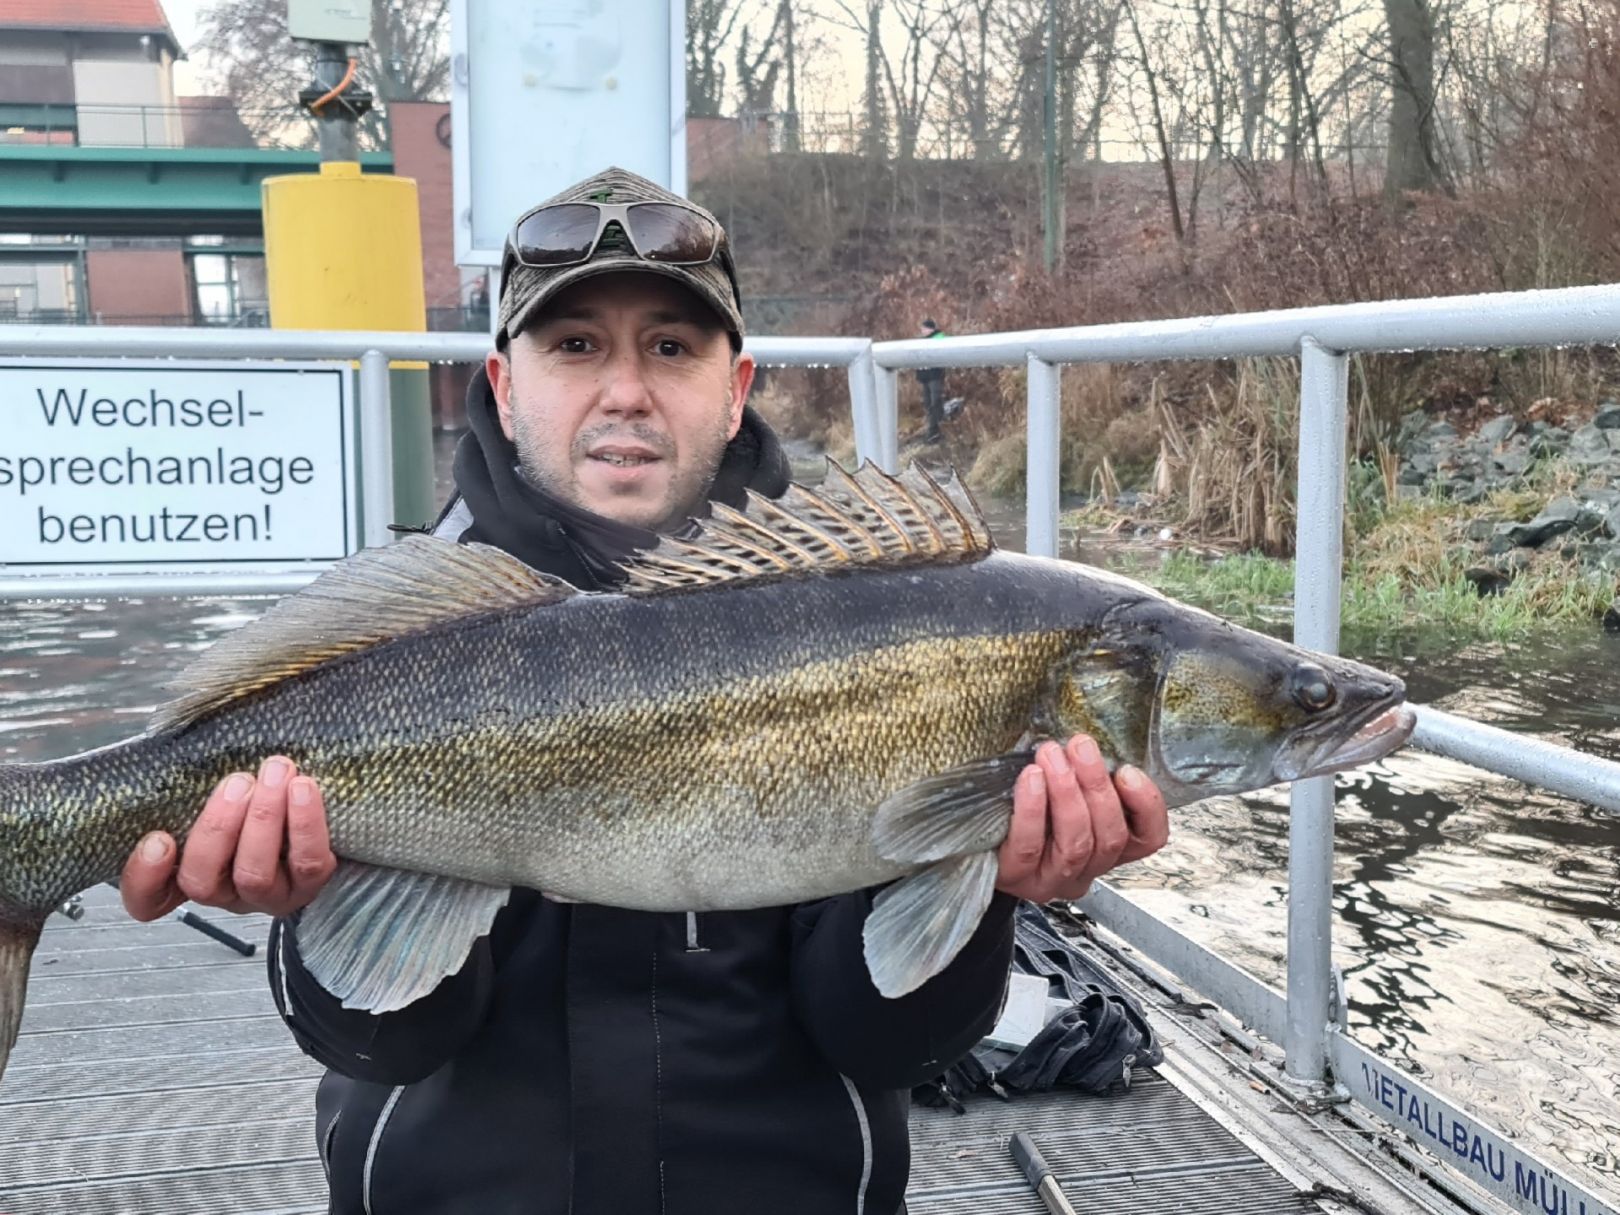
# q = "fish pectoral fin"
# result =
<box><xmin>862</xmin><ymin>851</ymin><xmax>999</xmax><ymax>998</ymax></box>
<box><xmin>294</xmin><ymin>862</ymin><xmax>511</xmax><ymax>1014</ymax></box>
<box><xmin>872</xmin><ymin>751</ymin><xmax>1032</xmax><ymax>864</ymax></box>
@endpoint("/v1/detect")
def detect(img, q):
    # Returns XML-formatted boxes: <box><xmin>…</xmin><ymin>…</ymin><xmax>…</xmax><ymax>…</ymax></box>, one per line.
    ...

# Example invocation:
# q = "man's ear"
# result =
<box><xmin>728</xmin><ymin>351</ymin><xmax>756</xmax><ymax>438</ymax></box>
<box><xmin>486</xmin><ymin>349</ymin><xmax>516</xmax><ymax>441</ymax></box>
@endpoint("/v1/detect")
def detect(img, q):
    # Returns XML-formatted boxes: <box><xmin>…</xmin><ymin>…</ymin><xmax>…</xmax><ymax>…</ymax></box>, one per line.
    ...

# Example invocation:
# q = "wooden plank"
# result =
<box><xmin>0</xmin><ymin>1047</ymin><xmax>320</xmax><ymax>1106</ymax></box>
<box><xmin>26</xmin><ymin>941</ymin><xmax>266</xmax><ymax>977</ymax></box>
<box><xmin>19</xmin><ymin>987</ymin><xmax>275</xmax><ymax>1034</ymax></box>
<box><xmin>28</xmin><ymin>965</ymin><xmax>272</xmax><ymax>1005</ymax></box>
<box><xmin>0</xmin><ymin>1078</ymin><xmax>316</xmax><ymax>1146</ymax></box>
<box><xmin>0</xmin><ymin>1118</ymin><xmax>313</xmax><ymax>1188</ymax></box>
<box><xmin>0</xmin><ymin>1159</ymin><xmax>330</xmax><ymax>1215</ymax></box>
<box><xmin>9</xmin><ymin>1014</ymin><xmax>294</xmax><ymax>1068</ymax></box>
<box><xmin>38</xmin><ymin>914</ymin><xmax>270</xmax><ymax>950</ymax></box>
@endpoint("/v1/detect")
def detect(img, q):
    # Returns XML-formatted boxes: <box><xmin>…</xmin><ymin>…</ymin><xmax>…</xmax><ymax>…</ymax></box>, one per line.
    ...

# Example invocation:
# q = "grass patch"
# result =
<box><xmin>1104</xmin><ymin>466</ymin><xmax>1618</xmax><ymax>640</ymax></box>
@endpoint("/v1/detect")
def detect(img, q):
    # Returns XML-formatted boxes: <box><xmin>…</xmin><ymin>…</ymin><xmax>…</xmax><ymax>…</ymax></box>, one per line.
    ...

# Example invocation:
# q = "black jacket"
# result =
<box><xmin>268</xmin><ymin>370</ymin><xmax>1016</xmax><ymax>1215</ymax></box>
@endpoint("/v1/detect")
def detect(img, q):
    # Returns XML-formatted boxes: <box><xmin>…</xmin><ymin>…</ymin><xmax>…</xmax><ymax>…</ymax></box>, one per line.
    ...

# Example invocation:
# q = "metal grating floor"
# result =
<box><xmin>908</xmin><ymin>1080</ymin><xmax>1324</xmax><ymax>1215</ymax></box>
<box><xmin>0</xmin><ymin>886</ymin><xmax>327</xmax><ymax>1215</ymax></box>
<box><xmin>1</xmin><ymin>887</ymin><xmax>1328</xmax><ymax>1215</ymax></box>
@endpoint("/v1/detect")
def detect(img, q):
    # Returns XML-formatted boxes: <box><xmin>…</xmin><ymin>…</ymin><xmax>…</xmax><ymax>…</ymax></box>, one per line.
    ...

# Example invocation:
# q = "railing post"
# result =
<box><xmin>358</xmin><ymin>349</ymin><xmax>396</xmax><ymax>549</ymax></box>
<box><xmin>1286</xmin><ymin>338</ymin><xmax>1349</xmax><ymax>1086</ymax></box>
<box><xmin>1025</xmin><ymin>355</ymin><xmax>1062</xmax><ymax>558</ymax></box>
<box><xmin>847</xmin><ymin>345</ymin><xmax>880</xmax><ymax>468</ymax></box>
<box><xmin>875</xmin><ymin>365</ymin><xmax>900</xmax><ymax>472</ymax></box>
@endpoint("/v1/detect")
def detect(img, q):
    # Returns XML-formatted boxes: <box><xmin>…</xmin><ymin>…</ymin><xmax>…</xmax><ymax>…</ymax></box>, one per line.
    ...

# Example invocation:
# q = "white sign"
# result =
<box><xmin>287</xmin><ymin>0</ymin><xmax>373</xmax><ymax>45</ymax></box>
<box><xmin>0</xmin><ymin>359</ymin><xmax>357</xmax><ymax>575</ymax></box>
<box><xmin>450</xmin><ymin>0</ymin><xmax>687</xmax><ymax>267</ymax></box>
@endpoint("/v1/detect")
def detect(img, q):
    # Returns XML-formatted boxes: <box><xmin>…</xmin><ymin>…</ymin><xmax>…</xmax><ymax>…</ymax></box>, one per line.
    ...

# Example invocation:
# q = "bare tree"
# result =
<box><xmin>689</xmin><ymin>0</ymin><xmax>749</xmax><ymax>117</ymax></box>
<box><xmin>828</xmin><ymin>0</ymin><xmax>949</xmax><ymax>160</ymax></box>
<box><xmin>735</xmin><ymin>9</ymin><xmax>786</xmax><ymax>115</ymax></box>
<box><xmin>933</xmin><ymin>0</ymin><xmax>1012</xmax><ymax>158</ymax></box>
<box><xmin>861</xmin><ymin>1</ymin><xmax>889</xmax><ymax>157</ymax></box>
<box><xmin>194</xmin><ymin>0</ymin><xmax>448</xmax><ymax>148</ymax></box>
<box><xmin>1123</xmin><ymin>0</ymin><xmax>1187</xmax><ymax>240</ymax></box>
<box><xmin>1003</xmin><ymin>0</ymin><xmax>1124</xmax><ymax>166</ymax></box>
<box><xmin>1380</xmin><ymin>0</ymin><xmax>1450</xmax><ymax>195</ymax></box>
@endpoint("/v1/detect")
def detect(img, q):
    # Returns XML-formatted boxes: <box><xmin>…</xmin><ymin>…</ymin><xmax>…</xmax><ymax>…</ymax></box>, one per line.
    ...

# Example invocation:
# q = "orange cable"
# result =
<box><xmin>310</xmin><ymin>58</ymin><xmax>358</xmax><ymax>114</ymax></box>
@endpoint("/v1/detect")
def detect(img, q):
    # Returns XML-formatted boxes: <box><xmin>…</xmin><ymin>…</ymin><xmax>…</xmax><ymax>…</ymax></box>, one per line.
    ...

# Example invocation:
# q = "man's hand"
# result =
<box><xmin>996</xmin><ymin>736</ymin><xmax>1169</xmax><ymax>903</ymax></box>
<box><xmin>120</xmin><ymin>756</ymin><xmax>338</xmax><ymax>921</ymax></box>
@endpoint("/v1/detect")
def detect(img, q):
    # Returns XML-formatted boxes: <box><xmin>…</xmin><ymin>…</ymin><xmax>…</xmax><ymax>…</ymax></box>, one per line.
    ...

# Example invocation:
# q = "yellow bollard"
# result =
<box><xmin>262</xmin><ymin>161</ymin><xmax>437</xmax><ymax>533</ymax></box>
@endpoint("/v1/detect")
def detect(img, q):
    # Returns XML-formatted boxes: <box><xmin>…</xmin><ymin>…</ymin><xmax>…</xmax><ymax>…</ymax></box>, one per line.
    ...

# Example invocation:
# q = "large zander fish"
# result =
<box><xmin>0</xmin><ymin>463</ymin><xmax>1414</xmax><ymax>1084</ymax></box>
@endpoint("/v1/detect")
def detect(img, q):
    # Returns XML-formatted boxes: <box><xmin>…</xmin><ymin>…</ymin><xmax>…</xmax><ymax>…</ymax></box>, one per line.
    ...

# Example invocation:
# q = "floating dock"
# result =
<box><xmin>0</xmin><ymin>886</ymin><xmax>1493</xmax><ymax>1215</ymax></box>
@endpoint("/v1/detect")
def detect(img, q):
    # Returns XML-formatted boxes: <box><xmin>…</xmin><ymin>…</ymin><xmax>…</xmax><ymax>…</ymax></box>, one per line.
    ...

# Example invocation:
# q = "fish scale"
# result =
<box><xmin>0</xmin><ymin>462</ymin><xmax>1414</xmax><ymax>1084</ymax></box>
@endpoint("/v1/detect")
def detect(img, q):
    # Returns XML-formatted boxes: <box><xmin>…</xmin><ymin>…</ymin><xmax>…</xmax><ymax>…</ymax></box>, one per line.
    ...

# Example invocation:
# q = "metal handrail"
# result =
<box><xmin>0</xmin><ymin>328</ymin><xmax>877</xmax><ymax>598</ymax></box>
<box><xmin>857</xmin><ymin>281</ymin><xmax>1620</xmax><ymax>1215</ymax></box>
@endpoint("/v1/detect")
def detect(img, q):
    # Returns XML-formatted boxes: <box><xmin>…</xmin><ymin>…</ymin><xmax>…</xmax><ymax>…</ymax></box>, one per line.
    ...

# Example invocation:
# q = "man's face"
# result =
<box><xmin>487</xmin><ymin>272</ymin><xmax>754</xmax><ymax>531</ymax></box>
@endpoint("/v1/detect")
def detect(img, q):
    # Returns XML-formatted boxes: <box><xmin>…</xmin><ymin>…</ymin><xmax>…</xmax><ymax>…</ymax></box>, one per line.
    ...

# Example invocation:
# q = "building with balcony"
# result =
<box><xmin>0</xmin><ymin>0</ymin><xmax>185</xmax><ymax>147</ymax></box>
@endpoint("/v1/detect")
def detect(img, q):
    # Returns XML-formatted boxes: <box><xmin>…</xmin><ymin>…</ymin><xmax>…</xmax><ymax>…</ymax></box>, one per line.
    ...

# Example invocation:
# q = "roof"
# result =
<box><xmin>0</xmin><ymin>0</ymin><xmax>183</xmax><ymax>55</ymax></box>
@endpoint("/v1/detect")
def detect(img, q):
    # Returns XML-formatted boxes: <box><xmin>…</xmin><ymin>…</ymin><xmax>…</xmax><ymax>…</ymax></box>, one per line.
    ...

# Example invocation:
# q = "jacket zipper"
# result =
<box><xmin>684</xmin><ymin>911</ymin><xmax>707</xmax><ymax>952</ymax></box>
<box><xmin>837</xmin><ymin>1074</ymin><xmax>873</xmax><ymax>1215</ymax></box>
<box><xmin>362</xmin><ymin>1086</ymin><xmax>406</xmax><ymax>1215</ymax></box>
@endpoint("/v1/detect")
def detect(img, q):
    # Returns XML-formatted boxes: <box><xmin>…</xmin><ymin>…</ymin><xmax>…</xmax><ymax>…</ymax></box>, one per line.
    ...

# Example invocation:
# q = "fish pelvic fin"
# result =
<box><xmin>620</xmin><ymin>461</ymin><xmax>994</xmax><ymax>595</ymax></box>
<box><xmin>872</xmin><ymin>752</ymin><xmax>1032</xmax><ymax>864</ymax></box>
<box><xmin>0</xmin><ymin>914</ymin><xmax>45</xmax><ymax>1086</ymax></box>
<box><xmin>153</xmin><ymin>538</ymin><xmax>577</xmax><ymax>732</ymax></box>
<box><xmin>863</xmin><ymin>851</ymin><xmax>999</xmax><ymax>998</ymax></box>
<box><xmin>294</xmin><ymin>862</ymin><xmax>510</xmax><ymax>1013</ymax></box>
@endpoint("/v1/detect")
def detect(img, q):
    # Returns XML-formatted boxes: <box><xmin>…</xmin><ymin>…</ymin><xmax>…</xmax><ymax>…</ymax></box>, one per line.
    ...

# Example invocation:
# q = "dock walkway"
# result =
<box><xmin>0</xmin><ymin>886</ymin><xmax>1446</xmax><ymax>1215</ymax></box>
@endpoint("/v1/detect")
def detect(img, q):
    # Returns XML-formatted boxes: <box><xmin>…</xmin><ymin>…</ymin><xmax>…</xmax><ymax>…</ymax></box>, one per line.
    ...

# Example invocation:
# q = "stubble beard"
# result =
<box><xmin>508</xmin><ymin>390</ymin><xmax>736</xmax><ymax>532</ymax></box>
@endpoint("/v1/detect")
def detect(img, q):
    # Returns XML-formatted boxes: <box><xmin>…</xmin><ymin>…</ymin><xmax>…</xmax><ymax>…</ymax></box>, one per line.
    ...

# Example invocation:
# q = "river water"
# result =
<box><xmin>1</xmin><ymin>433</ymin><xmax>1616</xmax><ymax>1197</ymax></box>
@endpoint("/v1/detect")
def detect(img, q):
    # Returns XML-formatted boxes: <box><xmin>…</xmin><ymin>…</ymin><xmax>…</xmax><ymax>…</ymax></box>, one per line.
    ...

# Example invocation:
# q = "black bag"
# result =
<box><xmin>913</xmin><ymin>903</ymin><xmax>1163</xmax><ymax>1112</ymax></box>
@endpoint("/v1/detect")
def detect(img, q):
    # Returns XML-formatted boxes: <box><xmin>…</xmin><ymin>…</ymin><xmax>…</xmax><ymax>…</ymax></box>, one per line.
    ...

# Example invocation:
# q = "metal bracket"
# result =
<box><xmin>1329</xmin><ymin>964</ymin><xmax>1350</xmax><ymax>1033</ymax></box>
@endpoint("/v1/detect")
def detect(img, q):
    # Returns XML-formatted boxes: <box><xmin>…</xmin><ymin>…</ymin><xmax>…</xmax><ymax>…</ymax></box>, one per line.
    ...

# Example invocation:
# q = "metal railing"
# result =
<box><xmin>862</xmin><ymin>282</ymin><xmax>1620</xmax><ymax>1215</ymax></box>
<box><xmin>0</xmin><ymin>309</ymin><xmax>272</xmax><ymax>328</ymax></box>
<box><xmin>0</xmin><ymin>326</ymin><xmax>876</xmax><ymax>599</ymax></box>
<box><xmin>2</xmin><ymin>289</ymin><xmax>1619</xmax><ymax>1215</ymax></box>
<box><xmin>0</xmin><ymin>103</ymin><xmax>357</xmax><ymax>152</ymax></box>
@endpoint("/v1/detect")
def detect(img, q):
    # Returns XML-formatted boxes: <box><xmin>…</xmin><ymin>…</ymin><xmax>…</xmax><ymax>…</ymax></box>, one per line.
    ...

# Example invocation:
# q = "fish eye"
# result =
<box><xmin>1289</xmin><ymin>664</ymin><xmax>1337</xmax><ymax>712</ymax></box>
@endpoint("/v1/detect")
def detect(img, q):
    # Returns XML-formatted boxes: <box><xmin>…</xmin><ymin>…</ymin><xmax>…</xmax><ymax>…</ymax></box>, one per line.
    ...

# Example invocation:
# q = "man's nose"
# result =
<box><xmin>598</xmin><ymin>349</ymin><xmax>654</xmax><ymax>417</ymax></box>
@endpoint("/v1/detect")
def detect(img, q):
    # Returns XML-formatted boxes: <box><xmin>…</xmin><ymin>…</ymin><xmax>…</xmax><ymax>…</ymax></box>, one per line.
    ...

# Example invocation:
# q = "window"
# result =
<box><xmin>189</xmin><ymin>251</ymin><xmax>268</xmax><ymax>324</ymax></box>
<box><xmin>0</xmin><ymin>258</ymin><xmax>81</xmax><ymax>322</ymax></box>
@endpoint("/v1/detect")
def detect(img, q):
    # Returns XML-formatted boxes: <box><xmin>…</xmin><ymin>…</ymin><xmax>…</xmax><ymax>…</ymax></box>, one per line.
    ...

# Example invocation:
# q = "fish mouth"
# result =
<box><xmin>1278</xmin><ymin>704</ymin><xmax>1416</xmax><ymax>781</ymax></box>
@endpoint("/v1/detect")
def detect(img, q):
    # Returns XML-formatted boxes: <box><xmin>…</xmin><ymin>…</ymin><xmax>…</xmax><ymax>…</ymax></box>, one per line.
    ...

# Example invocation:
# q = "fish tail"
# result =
<box><xmin>0</xmin><ymin>760</ymin><xmax>50</xmax><ymax>1084</ymax></box>
<box><xmin>0</xmin><ymin>914</ymin><xmax>43</xmax><ymax>1085</ymax></box>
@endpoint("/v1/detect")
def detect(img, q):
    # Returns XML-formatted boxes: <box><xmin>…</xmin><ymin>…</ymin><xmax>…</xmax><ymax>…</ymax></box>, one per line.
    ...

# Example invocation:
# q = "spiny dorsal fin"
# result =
<box><xmin>620</xmin><ymin>460</ymin><xmax>993</xmax><ymax>595</ymax></box>
<box><xmin>151</xmin><ymin>537</ymin><xmax>576</xmax><ymax>733</ymax></box>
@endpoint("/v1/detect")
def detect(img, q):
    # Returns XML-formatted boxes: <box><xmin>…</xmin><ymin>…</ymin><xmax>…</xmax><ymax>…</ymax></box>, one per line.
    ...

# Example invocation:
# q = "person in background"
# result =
<box><xmin>915</xmin><ymin>317</ymin><xmax>949</xmax><ymax>442</ymax></box>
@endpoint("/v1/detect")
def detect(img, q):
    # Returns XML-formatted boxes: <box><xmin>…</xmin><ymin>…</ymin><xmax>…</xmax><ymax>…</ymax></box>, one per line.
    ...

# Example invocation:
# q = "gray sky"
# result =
<box><xmin>160</xmin><ymin>0</ymin><xmax>208</xmax><ymax>92</ymax></box>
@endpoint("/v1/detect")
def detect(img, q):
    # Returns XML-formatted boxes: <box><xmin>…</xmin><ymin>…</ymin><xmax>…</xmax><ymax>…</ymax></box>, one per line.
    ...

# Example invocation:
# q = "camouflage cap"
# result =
<box><xmin>497</xmin><ymin>166</ymin><xmax>744</xmax><ymax>348</ymax></box>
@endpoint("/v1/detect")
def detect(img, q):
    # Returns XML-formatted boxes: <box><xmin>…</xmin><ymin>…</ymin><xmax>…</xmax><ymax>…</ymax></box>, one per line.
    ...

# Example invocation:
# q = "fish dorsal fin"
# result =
<box><xmin>151</xmin><ymin>536</ymin><xmax>576</xmax><ymax>733</ymax></box>
<box><xmin>620</xmin><ymin>460</ymin><xmax>993</xmax><ymax>595</ymax></box>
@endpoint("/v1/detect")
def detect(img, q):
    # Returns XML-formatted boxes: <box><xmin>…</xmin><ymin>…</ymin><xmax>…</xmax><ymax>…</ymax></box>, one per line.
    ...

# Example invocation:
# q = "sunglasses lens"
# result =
<box><xmin>626</xmin><ymin>204</ymin><xmax>718</xmax><ymax>263</ymax></box>
<box><xmin>511</xmin><ymin>204</ymin><xmax>600</xmax><ymax>266</ymax></box>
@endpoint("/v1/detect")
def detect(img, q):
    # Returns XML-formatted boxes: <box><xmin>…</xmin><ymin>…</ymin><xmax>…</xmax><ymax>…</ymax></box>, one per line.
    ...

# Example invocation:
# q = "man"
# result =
<box><xmin>119</xmin><ymin>167</ymin><xmax>1169</xmax><ymax>1214</ymax></box>
<box><xmin>916</xmin><ymin>317</ymin><xmax>948</xmax><ymax>442</ymax></box>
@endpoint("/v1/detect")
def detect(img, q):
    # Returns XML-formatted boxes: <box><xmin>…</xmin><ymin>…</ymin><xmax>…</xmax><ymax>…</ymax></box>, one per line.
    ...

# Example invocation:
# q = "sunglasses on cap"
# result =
<box><xmin>507</xmin><ymin>200</ymin><xmax>723</xmax><ymax>269</ymax></box>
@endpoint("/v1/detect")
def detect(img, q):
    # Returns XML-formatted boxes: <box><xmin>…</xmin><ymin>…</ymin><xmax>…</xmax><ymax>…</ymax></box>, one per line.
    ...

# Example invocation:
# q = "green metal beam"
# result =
<box><xmin>0</xmin><ymin>146</ymin><xmax>395</xmax><ymax>236</ymax></box>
